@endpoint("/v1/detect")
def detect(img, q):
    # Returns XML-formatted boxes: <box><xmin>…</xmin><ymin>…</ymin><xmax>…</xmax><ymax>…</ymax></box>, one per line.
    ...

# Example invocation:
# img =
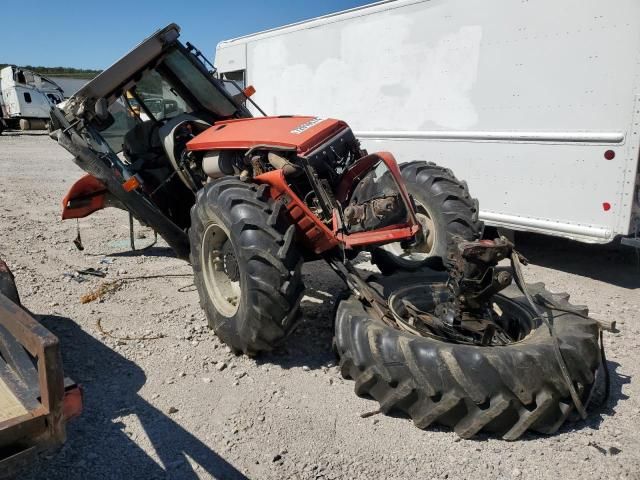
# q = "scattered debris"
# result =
<box><xmin>63</xmin><ymin>271</ymin><xmax>88</xmax><ymax>283</ymax></box>
<box><xmin>167</xmin><ymin>406</ymin><xmax>179</xmax><ymax>414</ymax></box>
<box><xmin>80</xmin><ymin>273</ymin><xmax>193</xmax><ymax>304</ymax></box>
<box><xmin>177</xmin><ymin>283</ymin><xmax>196</xmax><ymax>293</ymax></box>
<box><xmin>360</xmin><ymin>409</ymin><xmax>382</xmax><ymax>419</ymax></box>
<box><xmin>73</xmin><ymin>220</ymin><xmax>84</xmax><ymax>251</ymax></box>
<box><xmin>608</xmin><ymin>446</ymin><xmax>622</xmax><ymax>456</ymax></box>
<box><xmin>586</xmin><ymin>440</ymin><xmax>622</xmax><ymax>456</ymax></box>
<box><xmin>96</xmin><ymin>317</ymin><xmax>165</xmax><ymax>341</ymax></box>
<box><xmin>80</xmin><ymin>280</ymin><xmax>123</xmax><ymax>303</ymax></box>
<box><xmin>588</xmin><ymin>441</ymin><xmax>608</xmax><ymax>455</ymax></box>
<box><xmin>76</xmin><ymin>267</ymin><xmax>107</xmax><ymax>278</ymax></box>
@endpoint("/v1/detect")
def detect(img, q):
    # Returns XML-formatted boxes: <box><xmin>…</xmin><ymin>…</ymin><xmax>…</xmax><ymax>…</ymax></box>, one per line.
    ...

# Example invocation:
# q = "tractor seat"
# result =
<box><xmin>123</xmin><ymin>121</ymin><xmax>168</xmax><ymax>172</ymax></box>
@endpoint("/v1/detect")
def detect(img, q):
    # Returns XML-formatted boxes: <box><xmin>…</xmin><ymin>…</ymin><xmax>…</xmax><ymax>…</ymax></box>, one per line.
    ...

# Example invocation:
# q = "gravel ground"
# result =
<box><xmin>1</xmin><ymin>132</ymin><xmax>638</xmax><ymax>480</ymax></box>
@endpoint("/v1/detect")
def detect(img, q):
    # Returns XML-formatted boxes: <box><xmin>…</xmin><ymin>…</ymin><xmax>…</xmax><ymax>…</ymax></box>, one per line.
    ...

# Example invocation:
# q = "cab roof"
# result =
<box><xmin>68</xmin><ymin>24</ymin><xmax>180</xmax><ymax>108</ymax></box>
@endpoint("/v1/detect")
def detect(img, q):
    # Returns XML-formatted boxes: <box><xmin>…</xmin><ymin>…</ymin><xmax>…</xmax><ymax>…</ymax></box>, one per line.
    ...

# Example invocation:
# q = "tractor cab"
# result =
<box><xmin>52</xmin><ymin>24</ymin><xmax>251</xmax><ymax>235</ymax></box>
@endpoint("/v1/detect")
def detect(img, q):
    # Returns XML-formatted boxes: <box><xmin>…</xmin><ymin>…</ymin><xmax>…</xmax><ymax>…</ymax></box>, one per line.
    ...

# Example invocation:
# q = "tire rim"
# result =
<box><xmin>381</xmin><ymin>202</ymin><xmax>436</xmax><ymax>261</ymax></box>
<box><xmin>201</xmin><ymin>222</ymin><xmax>241</xmax><ymax>317</ymax></box>
<box><xmin>388</xmin><ymin>283</ymin><xmax>536</xmax><ymax>345</ymax></box>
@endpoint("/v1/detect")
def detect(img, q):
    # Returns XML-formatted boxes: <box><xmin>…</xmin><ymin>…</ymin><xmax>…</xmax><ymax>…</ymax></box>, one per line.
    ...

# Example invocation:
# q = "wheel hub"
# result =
<box><xmin>222</xmin><ymin>240</ymin><xmax>240</xmax><ymax>282</ymax></box>
<box><xmin>415</xmin><ymin>212</ymin><xmax>435</xmax><ymax>253</ymax></box>
<box><xmin>201</xmin><ymin>223</ymin><xmax>242</xmax><ymax>317</ymax></box>
<box><xmin>445</xmin><ymin>237</ymin><xmax>514</xmax><ymax>319</ymax></box>
<box><xmin>381</xmin><ymin>203</ymin><xmax>436</xmax><ymax>261</ymax></box>
<box><xmin>387</xmin><ymin>238</ymin><xmax>531</xmax><ymax>346</ymax></box>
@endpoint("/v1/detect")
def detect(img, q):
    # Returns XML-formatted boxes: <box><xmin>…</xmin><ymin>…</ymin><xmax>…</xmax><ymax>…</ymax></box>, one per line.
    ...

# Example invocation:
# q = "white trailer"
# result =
<box><xmin>214</xmin><ymin>0</ymin><xmax>640</xmax><ymax>246</ymax></box>
<box><xmin>0</xmin><ymin>66</ymin><xmax>64</xmax><ymax>133</ymax></box>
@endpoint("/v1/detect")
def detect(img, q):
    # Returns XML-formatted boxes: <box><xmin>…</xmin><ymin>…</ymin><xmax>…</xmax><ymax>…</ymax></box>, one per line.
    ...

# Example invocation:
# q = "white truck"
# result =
<box><xmin>214</xmin><ymin>0</ymin><xmax>640</xmax><ymax>246</ymax></box>
<box><xmin>0</xmin><ymin>66</ymin><xmax>64</xmax><ymax>133</ymax></box>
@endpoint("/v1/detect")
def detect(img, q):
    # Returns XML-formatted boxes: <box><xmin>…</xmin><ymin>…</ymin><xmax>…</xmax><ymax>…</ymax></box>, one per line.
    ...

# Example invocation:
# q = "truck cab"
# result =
<box><xmin>0</xmin><ymin>66</ymin><xmax>64</xmax><ymax>131</ymax></box>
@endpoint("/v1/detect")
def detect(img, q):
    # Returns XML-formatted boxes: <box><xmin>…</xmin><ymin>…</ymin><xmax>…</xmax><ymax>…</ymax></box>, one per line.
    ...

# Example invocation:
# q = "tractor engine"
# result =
<box><xmin>174</xmin><ymin>116</ymin><xmax>415</xmax><ymax>247</ymax></box>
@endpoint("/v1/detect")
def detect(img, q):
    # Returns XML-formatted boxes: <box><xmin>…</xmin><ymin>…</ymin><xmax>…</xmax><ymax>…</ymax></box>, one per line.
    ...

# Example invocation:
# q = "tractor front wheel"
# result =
<box><xmin>190</xmin><ymin>178</ymin><xmax>304</xmax><ymax>355</ymax></box>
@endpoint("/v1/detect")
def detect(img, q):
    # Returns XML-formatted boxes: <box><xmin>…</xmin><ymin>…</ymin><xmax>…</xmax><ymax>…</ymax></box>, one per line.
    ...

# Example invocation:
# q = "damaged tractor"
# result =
<box><xmin>48</xmin><ymin>24</ymin><xmax>607</xmax><ymax>440</ymax></box>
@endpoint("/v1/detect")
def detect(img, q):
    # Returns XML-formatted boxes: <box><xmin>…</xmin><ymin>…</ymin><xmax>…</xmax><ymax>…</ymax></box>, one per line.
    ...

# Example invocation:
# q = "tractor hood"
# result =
<box><xmin>186</xmin><ymin>116</ymin><xmax>348</xmax><ymax>155</ymax></box>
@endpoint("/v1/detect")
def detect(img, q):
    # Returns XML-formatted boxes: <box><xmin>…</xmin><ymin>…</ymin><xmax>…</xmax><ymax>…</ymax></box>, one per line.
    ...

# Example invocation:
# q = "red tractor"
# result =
<box><xmin>49</xmin><ymin>25</ymin><xmax>604</xmax><ymax>440</ymax></box>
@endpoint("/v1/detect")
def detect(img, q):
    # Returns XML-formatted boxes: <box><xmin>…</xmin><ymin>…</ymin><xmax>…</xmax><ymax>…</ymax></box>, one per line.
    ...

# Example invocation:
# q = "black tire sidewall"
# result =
<box><xmin>189</xmin><ymin>178</ymin><xmax>304</xmax><ymax>354</ymax></box>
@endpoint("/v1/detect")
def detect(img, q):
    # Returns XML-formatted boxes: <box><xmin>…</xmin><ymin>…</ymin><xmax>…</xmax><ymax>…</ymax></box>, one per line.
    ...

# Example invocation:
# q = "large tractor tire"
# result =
<box><xmin>334</xmin><ymin>271</ymin><xmax>602</xmax><ymax>440</ymax></box>
<box><xmin>190</xmin><ymin>178</ymin><xmax>304</xmax><ymax>355</ymax></box>
<box><xmin>372</xmin><ymin>161</ymin><xmax>483</xmax><ymax>274</ymax></box>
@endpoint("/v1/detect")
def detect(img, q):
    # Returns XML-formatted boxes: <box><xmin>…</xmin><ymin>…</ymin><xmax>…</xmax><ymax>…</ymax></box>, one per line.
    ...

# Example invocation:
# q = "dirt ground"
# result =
<box><xmin>1</xmin><ymin>132</ymin><xmax>638</xmax><ymax>480</ymax></box>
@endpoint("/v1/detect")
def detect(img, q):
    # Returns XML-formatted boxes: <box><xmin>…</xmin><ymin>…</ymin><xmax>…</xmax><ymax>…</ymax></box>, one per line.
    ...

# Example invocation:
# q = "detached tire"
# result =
<box><xmin>334</xmin><ymin>271</ymin><xmax>601</xmax><ymax>440</ymax></box>
<box><xmin>372</xmin><ymin>161</ymin><xmax>483</xmax><ymax>273</ymax></box>
<box><xmin>190</xmin><ymin>178</ymin><xmax>304</xmax><ymax>355</ymax></box>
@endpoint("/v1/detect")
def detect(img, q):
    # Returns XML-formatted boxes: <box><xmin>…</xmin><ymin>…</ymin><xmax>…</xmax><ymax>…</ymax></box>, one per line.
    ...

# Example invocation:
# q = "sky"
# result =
<box><xmin>0</xmin><ymin>0</ymin><xmax>373</xmax><ymax>69</ymax></box>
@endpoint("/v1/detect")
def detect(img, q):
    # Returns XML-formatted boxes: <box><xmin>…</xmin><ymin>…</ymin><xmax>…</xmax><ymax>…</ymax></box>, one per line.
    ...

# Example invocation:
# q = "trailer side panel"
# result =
<box><xmin>216</xmin><ymin>0</ymin><xmax>640</xmax><ymax>243</ymax></box>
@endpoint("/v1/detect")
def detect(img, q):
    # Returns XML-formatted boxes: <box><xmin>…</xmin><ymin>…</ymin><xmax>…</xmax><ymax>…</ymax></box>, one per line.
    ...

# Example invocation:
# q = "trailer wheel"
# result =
<box><xmin>334</xmin><ymin>271</ymin><xmax>602</xmax><ymax>440</ymax></box>
<box><xmin>190</xmin><ymin>178</ymin><xmax>304</xmax><ymax>355</ymax></box>
<box><xmin>372</xmin><ymin>161</ymin><xmax>483</xmax><ymax>274</ymax></box>
<box><xmin>0</xmin><ymin>259</ymin><xmax>20</xmax><ymax>305</ymax></box>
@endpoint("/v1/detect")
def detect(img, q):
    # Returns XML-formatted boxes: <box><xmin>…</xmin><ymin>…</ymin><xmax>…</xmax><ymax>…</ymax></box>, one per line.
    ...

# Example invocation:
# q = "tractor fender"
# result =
<box><xmin>61</xmin><ymin>174</ymin><xmax>109</xmax><ymax>220</ymax></box>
